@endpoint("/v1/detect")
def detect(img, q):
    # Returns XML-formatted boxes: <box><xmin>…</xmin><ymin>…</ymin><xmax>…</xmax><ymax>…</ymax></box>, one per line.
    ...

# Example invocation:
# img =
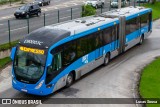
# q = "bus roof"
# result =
<box><xmin>19</xmin><ymin>27</ymin><xmax>71</xmax><ymax>49</ymax></box>
<box><xmin>19</xmin><ymin>6</ymin><xmax>151</xmax><ymax>49</ymax></box>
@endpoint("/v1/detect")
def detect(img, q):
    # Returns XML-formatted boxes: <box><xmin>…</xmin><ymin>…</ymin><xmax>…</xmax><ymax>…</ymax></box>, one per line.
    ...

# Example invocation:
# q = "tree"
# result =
<box><xmin>81</xmin><ymin>5</ymin><xmax>96</xmax><ymax>17</ymax></box>
<box><xmin>151</xmin><ymin>0</ymin><xmax>156</xmax><ymax>4</ymax></box>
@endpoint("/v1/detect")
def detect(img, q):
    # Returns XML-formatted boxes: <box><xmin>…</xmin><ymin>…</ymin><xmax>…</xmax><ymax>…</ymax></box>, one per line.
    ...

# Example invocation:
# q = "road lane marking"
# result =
<box><xmin>0</xmin><ymin>24</ymin><xmax>3</xmax><ymax>26</ymax></box>
<box><xmin>6</xmin><ymin>26</ymin><xmax>27</xmax><ymax>32</ymax></box>
<box><xmin>0</xmin><ymin>15</ymin><xmax>14</xmax><ymax>20</ymax></box>
<box><xmin>60</xmin><ymin>16</ymin><xmax>71</xmax><ymax>20</ymax></box>
<box><xmin>67</xmin><ymin>7</ymin><xmax>79</xmax><ymax>12</ymax></box>
<box><xmin>45</xmin><ymin>14</ymin><xmax>51</xmax><ymax>16</ymax></box>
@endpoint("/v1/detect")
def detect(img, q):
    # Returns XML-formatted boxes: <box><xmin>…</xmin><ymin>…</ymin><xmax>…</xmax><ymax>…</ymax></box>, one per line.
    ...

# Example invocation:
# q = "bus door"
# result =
<box><xmin>95</xmin><ymin>32</ymin><xmax>103</xmax><ymax>59</ymax></box>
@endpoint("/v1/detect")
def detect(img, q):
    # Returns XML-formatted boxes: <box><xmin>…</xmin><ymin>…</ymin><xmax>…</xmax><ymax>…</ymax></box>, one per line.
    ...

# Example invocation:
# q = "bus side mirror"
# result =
<box><xmin>10</xmin><ymin>47</ymin><xmax>16</xmax><ymax>61</ymax></box>
<box><xmin>46</xmin><ymin>53</ymin><xmax>53</xmax><ymax>67</ymax></box>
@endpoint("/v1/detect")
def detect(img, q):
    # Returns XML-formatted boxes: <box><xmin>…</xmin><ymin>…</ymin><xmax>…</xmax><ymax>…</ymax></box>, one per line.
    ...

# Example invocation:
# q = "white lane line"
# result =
<box><xmin>45</xmin><ymin>14</ymin><xmax>51</xmax><ymax>16</ymax></box>
<box><xmin>0</xmin><ymin>15</ymin><xmax>14</xmax><ymax>20</ymax></box>
<box><xmin>60</xmin><ymin>16</ymin><xmax>71</xmax><ymax>20</ymax></box>
<box><xmin>73</xmin><ymin>3</ymin><xmax>78</xmax><ymax>5</ymax></box>
<box><xmin>67</xmin><ymin>7</ymin><xmax>79</xmax><ymax>12</ymax></box>
<box><xmin>6</xmin><ymin>26</ymin><xmax>27</xmax><ymax>32</ymax></box>
<box><xmin>54</xmin><ymin>0</ymin><xmax>61</xmax><ymax>3</ymax></box>
<box><xmin>73</xmin><ymin>8</ymin><xmax>79</xmax><ymax>10</ymax></box>
<box><xmin>0</xmin><ymin>24</ymin><xmax>3</xmax><ymax>26</ymax></box>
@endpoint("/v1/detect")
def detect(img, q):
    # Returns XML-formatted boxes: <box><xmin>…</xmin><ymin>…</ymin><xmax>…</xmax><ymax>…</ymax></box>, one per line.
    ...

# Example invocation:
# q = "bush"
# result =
<box><xmin>81</xmin><ymin>5</ymin><xmax>96</xmax><ymax>17</ymax></box>
<box><xmin>0</xmin><ymin>57</ymin><xmax>11</xmax><ymax>69</ymax></box>
<box><xmin>0</xmin><ymin>41</ymin><xmax>18</xmax><ymax>51</ymax></box>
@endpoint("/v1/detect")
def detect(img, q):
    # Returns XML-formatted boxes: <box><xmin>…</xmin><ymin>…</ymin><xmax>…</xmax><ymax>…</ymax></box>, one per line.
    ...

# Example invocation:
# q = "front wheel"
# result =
<box><xmin>66</xmin><ymin>73</ymin><xmax>74</xmax><ymax>87</ymax></box>
<box><xmin>139</xmin><ymin>35</ymin><xmax>144</xmax><ymax>45</ymax></box>
<box><xmin>37</xmin><ymin>12</ymin><xmax>41</xmax><ymax>17</ymax></box>
<box><xmin>26</xmin><ymin>14</ymin><xmax>29</xmax><ymax>19</ymax></box>
<box><xmin>103</xmin><ymin>53</ymin><xmax>110</xmax><ymax>66</ymax></box>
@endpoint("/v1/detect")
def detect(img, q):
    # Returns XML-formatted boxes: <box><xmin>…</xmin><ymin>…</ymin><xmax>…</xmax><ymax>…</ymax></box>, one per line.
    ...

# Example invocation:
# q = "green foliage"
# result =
<box><xmin>81</xmin><ymin>5</ymin><xmax>96</xmax><ymax>17</ymax></box>
<box><xmin>0</xmin><ymin>41</ymin><xmax>18</xmax><ymax>51</ymax></box>
<box><xmin>139</xmin><ymin>58</ymin><xmax>160</xmax><ymax>107</ymax></box>
<box><xmin>151</xmin><ymin>0</ymin><xmax>156</xmax><ymax>4</ymax></box>
<box><xmin>143</xmin><ymin>2</ymin><xmax>160</xmax><ymax>20</ymax></box>
<box><xmin>0</xmin><ymin>0</ymin><xmax>20</xmax><ymax>5</ymax></box>
<box><xmin>0</xmin><ymin>57</ymin><xmax>11</xmax><ymax>69</ymax></box>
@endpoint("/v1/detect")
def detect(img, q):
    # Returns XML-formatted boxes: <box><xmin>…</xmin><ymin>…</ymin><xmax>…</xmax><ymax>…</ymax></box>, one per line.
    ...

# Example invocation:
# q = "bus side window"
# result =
<box><xmin>102</xmin><ymin>27</ymin><xmax>112</xmax><ymax>45</ymax></box>
<box><xmin>88</xmin><ymin>34</ymin><xmax>95</xmax><ymax>53</ymax></box>
<box><xmin>77</xmin><ymin>37</ymin><xmax>88</xmax><ymax>58</ymax></box>
<box><xmin>94</xmin><ymin>32</ymin><xmax>103</xmax><ymax>48</ymax></box>
<box><xmin>62</xmin><ymin>41</ymin><xmax>77</xmax><ymax>66</ymax></box>
<box><xmin>140</xmin><ymin>13</ymin><xmax>149</xmax><ymax>28</ymax></box>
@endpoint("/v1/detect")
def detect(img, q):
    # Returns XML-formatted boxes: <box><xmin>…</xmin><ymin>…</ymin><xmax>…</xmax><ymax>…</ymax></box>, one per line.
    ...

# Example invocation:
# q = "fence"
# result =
<box><xmin>0</xmin><ymin>1</ymin><xmax>144</xmax><ymax>46</ymax></box>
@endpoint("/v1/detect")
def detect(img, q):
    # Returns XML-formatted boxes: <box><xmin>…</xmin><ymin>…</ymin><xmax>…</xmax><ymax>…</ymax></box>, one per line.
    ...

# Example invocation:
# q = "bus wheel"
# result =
<box><xmin>139</xmin><ymin>35</ymin><xmax>144</xmax><ymax>45</ymax></box>
<box><xmin>103</xmin><ymin>53</ymin><xmax>110</xmax><ymax>66</ymax></box>
<box><xmin>66</xmin><ymin>73</ymin><xmax>74</xmax><ymax>87</ymax></box>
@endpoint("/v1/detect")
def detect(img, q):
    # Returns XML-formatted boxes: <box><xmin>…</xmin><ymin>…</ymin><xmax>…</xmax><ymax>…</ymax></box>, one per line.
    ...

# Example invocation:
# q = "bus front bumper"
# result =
<box><xmin>12</xmin><ymin>79</ymin><xmax>54</xmax><ymax>96</ymax></box>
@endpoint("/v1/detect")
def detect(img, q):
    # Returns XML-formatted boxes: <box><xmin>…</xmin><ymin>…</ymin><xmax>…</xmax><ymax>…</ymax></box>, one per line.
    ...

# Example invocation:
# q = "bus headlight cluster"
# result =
<box><xmin>35</xmin><ymin>80</ymin><xmax>44</xmax><ymax>89</ymax></box>
<box><xmin>12</xmin><ymin>75</ymin><xmax>17</xmax><ymax>84</ymax></box>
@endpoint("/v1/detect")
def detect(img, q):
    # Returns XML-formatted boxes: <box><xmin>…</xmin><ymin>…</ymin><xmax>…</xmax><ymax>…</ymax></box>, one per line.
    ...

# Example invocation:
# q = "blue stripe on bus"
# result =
<box><xmin>48</xmin><ymin>20</ymin><xmax>120</xmax><ymax>52</ymax></box>
<box><xmin>126</xmin><ymin>25</ymin><xmax>149</xmax><ymax>43</ymax></box>
<box><xmin>126</xmin><ymin>8</ymin><xmax>152</xmax><ymax>20</ymax></box>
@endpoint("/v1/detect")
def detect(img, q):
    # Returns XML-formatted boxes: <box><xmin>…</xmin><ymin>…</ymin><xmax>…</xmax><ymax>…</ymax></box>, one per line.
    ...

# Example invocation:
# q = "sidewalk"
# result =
<box><xmin>0</xmin><ymin>0</ymin><xmax>33</xmax><ymax>10</ymax></box>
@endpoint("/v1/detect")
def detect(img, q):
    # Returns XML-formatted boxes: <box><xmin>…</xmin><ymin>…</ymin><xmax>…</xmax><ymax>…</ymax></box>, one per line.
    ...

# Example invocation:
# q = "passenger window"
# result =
<box><xmin>103</xmin><ymin>27</ymin><xmax>112</xmax><ymax>45</ymax></box>
<box><xmin>126</xmin><ymin>18</ymin><xmax>138</xmax><ymax>35</ymax></box>
<box><xmin>88</xmin><ymin>34</ymin><xmax>95</xmax><ymax>53</ymax></box>
<box><xmin>141</xmin><ymin>13</ymin><xmax>149</xmax><ymax>27</ymax></box>
<box><xmin>77</xmin><ymin>37</ymin><xmax>88</xmax><ymax>58</ymax></box>
<box><xmin>62</xmin><ymin>41</ymin><xmax>77</xmax><ymax>66</ymax></box>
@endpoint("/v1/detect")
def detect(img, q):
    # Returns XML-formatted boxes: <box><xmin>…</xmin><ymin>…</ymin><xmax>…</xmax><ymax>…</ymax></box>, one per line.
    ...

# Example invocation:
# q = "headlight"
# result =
<box><xmin>12</xmin><ymin>75</ymin><xmax>17</xmax><ymax>84</ymax></box>
<box><xmin>39</xmin><ymin>2</ymin><xmax>42</xmax><ymax>3</ymax></box>
<box><xmin>22</xmin><ymin>12</ymin><xmax>25</xmax><ymax>14</ymax></box>
<box><xmin>35</xmin><ymin>80</ymin><xmax>44</xmax><ymax>89</ymax></box>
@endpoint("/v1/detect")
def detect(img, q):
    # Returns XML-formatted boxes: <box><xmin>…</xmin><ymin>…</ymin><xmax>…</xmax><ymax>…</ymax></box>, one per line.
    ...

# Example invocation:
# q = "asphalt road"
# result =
<box><xmin>0</xmin><ymin>0</ymin><xmax>137</xmax><ymax>44</ymax></box>
<box><xmin>0</xmin><ymin>20</ymin><xmax>160</xmax><ymax>107</ymax></box>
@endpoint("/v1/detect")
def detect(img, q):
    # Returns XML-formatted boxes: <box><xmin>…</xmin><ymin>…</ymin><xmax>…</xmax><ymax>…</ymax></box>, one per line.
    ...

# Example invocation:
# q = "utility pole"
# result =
<box><xmin>118</xmin><ymin>0</ymin><xmax>121</xmax><ymax>9</ymax></box>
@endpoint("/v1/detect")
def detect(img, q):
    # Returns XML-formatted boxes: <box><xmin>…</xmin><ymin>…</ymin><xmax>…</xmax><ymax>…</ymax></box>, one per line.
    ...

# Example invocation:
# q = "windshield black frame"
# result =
<box><xmin>13</xmin><ymin>46</ymin><xmax>47</xmax><ymax>84</ymax></box>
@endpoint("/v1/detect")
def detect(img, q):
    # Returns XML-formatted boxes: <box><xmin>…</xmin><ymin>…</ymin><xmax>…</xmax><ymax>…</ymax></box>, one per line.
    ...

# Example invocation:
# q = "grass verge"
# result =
<box><xmin>0</xmin><ymin>57</ymin><xmax>11</xmax><ymax>69</ymax></box>
<box><xmin>0</xmin><ymin>40</ymin><xmax>18</xmax><ymax>51</ymax></box>
<box><xmin>0</xmin><ymin>0</ymin><xmax>20</xmax><ymax>5</ymax></box>
<box><xmin>143</xmin><ymin>2</ymin><xmax>160</xmax><ymax>20</ymax></box>
<box><xmin>139</xmin><ymin>58</ymin><xmax>160</xmax><ymax>107</ymax></box>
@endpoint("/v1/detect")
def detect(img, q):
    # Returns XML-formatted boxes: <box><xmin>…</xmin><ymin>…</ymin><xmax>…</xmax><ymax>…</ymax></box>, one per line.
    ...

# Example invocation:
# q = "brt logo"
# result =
<box><xmin>82</xmin><ymin>55</ymin><xmax>88</xmax><ymax>64</ymax></box>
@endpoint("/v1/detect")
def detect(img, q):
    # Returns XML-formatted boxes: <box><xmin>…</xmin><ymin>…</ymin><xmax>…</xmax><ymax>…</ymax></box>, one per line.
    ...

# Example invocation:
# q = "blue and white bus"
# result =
<box><xmin>10</xmin><ymin>6</ymin><xmax>152</xmax><ymax>95</ymax></box>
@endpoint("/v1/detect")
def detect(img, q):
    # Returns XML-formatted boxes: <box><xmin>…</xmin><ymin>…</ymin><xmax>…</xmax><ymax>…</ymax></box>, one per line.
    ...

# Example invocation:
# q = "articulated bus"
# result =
<box><xmin>10</xmin><ymin>6</ymin><xmax>152</xmax><ymax>95</ymax></box>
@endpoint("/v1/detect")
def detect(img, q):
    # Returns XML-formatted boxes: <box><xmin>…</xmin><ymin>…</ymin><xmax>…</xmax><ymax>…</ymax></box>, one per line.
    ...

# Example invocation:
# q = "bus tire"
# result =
<box><xmin>66</xmin><ymin>73</ymin><xmax>74</xmax><ymax>87</ymax></box>
<box><xmin>103</xmin><ymin>53</ymin><xmax>110</xmax><ymax>66</ymax></box>
<box><xmin>139</xmin><ymin>35</ymin><xmax>144</xmax><ymax>45</ymax></box>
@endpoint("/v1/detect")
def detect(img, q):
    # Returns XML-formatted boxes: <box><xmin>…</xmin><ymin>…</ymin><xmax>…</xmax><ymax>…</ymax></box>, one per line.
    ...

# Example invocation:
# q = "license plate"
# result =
<box><xmin>21</xmin><ymin>89</ymin><xmax>27</xmax><ymax>92</ymax></box>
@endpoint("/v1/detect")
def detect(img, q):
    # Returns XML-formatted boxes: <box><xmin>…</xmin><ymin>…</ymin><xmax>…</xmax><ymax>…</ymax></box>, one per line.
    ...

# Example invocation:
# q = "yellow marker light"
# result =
<box><xmin>114</xmin><ymin>22</ymin><xmax>116</xmax><ymax>25</ymax></box>
<box><xmin>20</xmin><ymin>46</ymin><xmax>45</xmax><ymax>55</ymax></box>
<box><xmin>98</xmin><ymin>28</ymin><xmax>101</xmax><ymax>31</ymax></box>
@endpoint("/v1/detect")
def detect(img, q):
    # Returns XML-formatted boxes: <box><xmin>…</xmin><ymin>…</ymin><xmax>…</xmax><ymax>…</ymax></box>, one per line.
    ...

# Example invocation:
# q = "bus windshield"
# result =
<box><xmin>13</xmin><ymin>46</ymin><xmax>46</xmax><ymax>84</ymax></box>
